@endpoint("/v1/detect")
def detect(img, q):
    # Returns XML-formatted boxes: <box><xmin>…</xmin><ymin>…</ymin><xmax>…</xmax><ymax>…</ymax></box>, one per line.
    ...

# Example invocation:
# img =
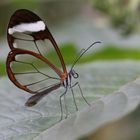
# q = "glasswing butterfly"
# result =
<box><xmin>6</xmin><ymin>9</ymin><xmax>101</xmax><ymax>119</ymax></box>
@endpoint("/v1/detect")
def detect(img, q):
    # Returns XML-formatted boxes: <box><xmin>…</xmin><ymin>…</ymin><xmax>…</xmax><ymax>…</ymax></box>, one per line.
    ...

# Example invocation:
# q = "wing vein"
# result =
<box><xmin>24</xmin><ymin>77</ymin><xmax>50</xmax><ymax>87</ymax></box>
<box><xmin>14</xmin><ymin>60</ymin><xmax>60</xmax><ymax>80</ymax></box>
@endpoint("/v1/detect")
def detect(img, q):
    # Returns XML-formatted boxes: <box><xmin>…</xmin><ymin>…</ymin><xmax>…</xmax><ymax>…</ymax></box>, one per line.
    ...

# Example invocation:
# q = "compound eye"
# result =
<box><xmin>73</xmin><ymin>72</ymin><xmax>79</xmax><ymax>78</ymax></box>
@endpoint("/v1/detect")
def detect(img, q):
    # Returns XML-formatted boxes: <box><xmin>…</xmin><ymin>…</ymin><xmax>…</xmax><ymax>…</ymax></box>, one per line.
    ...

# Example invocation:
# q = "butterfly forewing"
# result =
<box><xmin>7</xmin><ymin>9</ymin><xmax>67</xmax><ymax>73</ymax></box>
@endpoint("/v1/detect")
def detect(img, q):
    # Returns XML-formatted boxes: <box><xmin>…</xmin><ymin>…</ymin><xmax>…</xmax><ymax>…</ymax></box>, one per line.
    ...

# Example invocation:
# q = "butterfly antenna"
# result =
<box><xmin>71</xmin><ymin>41</ymin><xmax>101</xmax><ymax>70</ymax></box>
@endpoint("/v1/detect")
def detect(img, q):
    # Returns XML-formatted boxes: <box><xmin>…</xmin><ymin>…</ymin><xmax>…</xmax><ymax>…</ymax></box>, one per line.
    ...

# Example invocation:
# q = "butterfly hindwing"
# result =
<box><xmin>7</xmin><ymin>48</ymin><xmax>62</xmax><ymax>93</ymax></box>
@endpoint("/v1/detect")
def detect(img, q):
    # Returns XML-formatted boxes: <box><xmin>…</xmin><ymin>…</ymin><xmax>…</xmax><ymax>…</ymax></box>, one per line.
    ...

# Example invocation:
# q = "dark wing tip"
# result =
<box><xmin>8</xmin><ymin>9</ymin><xmax>42</xmax><ymax>28</ymax></box>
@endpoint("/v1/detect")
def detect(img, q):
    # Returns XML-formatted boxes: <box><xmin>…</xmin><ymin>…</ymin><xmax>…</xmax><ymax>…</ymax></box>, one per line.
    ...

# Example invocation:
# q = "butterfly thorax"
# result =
<box><xmin>63</xmin><ymin>69</ymin><xmax>78</xmax><ymax>88</ymax></box>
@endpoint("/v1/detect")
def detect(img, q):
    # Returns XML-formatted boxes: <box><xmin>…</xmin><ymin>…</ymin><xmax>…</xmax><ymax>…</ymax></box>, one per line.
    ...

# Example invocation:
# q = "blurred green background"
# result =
<box><xmin>0</xmin><ymin>0</ymin><xmax>140</xmax><ymax>140</ymax></box>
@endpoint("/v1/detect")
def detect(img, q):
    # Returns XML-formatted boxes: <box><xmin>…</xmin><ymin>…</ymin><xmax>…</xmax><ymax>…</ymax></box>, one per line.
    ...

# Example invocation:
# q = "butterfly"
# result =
<box><xmin>6</xmin><ymin>9</ymin><xmax>100</xmax><ymax>119</ymax></box>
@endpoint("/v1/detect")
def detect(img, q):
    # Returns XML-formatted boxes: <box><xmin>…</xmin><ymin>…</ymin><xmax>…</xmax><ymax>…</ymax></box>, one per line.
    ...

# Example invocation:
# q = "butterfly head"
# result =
<box><xmin>69</xmin><ymin>69</ymin><xmax>79</xmax><ymax>79</ymax></box>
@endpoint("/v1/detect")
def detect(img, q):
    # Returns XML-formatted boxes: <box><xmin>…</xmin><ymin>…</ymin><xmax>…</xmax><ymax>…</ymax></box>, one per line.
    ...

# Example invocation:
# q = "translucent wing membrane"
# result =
<box><xmin>12</xmin><ymin>35</ymin><xmax>64</xmax><ymax>70</ymax></box>
<box><xmin>7</xmin><ymin>50</ymin><xmax>61</xmax><ymax>93</ymax></box>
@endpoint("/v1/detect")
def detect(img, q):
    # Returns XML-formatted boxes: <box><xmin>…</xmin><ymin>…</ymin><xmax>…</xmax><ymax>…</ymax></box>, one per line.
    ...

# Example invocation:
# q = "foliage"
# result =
<box><xmin>91</xmin><ymin>0</ymin><xmax>140</xmax><ymax>35</ymax></box>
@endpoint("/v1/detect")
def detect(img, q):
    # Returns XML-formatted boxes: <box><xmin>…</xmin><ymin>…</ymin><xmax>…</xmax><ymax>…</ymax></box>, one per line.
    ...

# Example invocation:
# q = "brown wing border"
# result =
<box><xmin>6</xmin><ymin>48</ymin><xmax>65</xmax><ymax>94</ymax></box>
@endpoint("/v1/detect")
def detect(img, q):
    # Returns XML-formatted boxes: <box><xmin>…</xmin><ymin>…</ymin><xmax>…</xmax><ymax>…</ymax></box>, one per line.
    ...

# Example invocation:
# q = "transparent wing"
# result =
<box><xmin>6</xmin><ymin>49</ymin><xmax>62</xmax><ymax>94</ymax></box>
<box><xmin>7</xmin><ymin>9</ymin><xmax>67</xmax><ymax>73</ymax></box>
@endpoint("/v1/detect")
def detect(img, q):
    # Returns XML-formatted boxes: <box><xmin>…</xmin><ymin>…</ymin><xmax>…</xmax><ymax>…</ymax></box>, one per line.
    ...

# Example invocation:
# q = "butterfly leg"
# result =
<box><xmin>72</xmin><ymin>82</ymin><xmax>90</xmax><ymax>106</ymax></box>
<box><xmin>70</xmin><ymin>85</ymin><xmax>78</xmax><ymax>111</ymax></box>
<box><xmin>59</xmin><ymin>88</ymin><xmax>68</xmax><ymax>121</ymax></box>
<box><xmin>64</xmin><ymin>93</ymin><xmax>69</xmax><ymax>119</ymax></box>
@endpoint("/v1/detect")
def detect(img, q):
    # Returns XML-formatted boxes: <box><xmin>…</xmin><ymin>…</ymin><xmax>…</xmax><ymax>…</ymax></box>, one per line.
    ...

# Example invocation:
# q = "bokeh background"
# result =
<box><xmin>1</xmin><ymin>0</ymin><xmax>140</xmax><ymax>73</ymax></box>
<box><xmin>0</xmin><ymin>0</ymin><xmax>140</xmax><ymax>140</ymax></box>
